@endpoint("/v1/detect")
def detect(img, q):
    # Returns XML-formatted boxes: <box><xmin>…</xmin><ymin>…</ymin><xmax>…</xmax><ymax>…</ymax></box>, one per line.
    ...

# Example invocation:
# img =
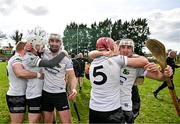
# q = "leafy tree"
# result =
<box><xmin>111</xmin><ymin>18</ymin><xmax>150</xmax><ymax>54</ymax></box>
<box><xmin>11</xmin><ymin>30</ymin><xmax>23</xmax><ymax>44</ymax></box>
<box><xmin>63</xmin><ymin>22</ymin><xmax>79</xmax><ymax>54</ymax></box>
<box><xmin>112</xmin><ymin>19</ymin><xmax>123</xmax><ymax>40</ymax></box>
<box><xmin>89</xmin><ymin>19</ymin><xmax>112</xmax><ymax>51</ymax></box>
<box><xmin>63</xmin><ymin>18</ymin><xmax>150</xmax><ymax>55</ymax></box>
<box><xmin>98</xmin><ymin>19</ymin><xmax>112</xmax><ymax>37</ymax></box>
<box><xmin>77</xmin><ymin>24</ymin><xmax>90</xmax><ymax>54</ymax></box>
<box><xmin>124</xmin><ymin>18</ymin><xmax>150</xmax><ymax>54</ymax></box>
<box><xmin>63</xmin><ymin>23</ymin><xmax>91</xmax><ymax>55</ymax></box>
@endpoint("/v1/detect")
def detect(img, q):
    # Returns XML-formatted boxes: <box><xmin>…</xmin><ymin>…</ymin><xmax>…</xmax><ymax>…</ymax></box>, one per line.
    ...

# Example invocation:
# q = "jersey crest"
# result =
<box><xmin>123</xmin><ymin>69</ymin><xmax>130</xmax><ymax>75</ymax></box>
<box><xmin>15</xmin><ymin>58</ymin><xmax>22</xmax><ymax>61</ymax></box>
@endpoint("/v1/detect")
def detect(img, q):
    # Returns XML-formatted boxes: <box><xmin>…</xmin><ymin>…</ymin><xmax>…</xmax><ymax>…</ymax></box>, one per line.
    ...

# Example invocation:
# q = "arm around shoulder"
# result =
<box><xmin>88</xmin><ymin>50</ymin><xmax>104</xmax><ymax>59</ymax></box>
<box><xmin>38</xmin><ymin>52</ymin><xmax>66</xmax><ymax>67</ymax></box>
<box><xmin>127</xmin><ymin>56</ymin><xmax>148</xmax><ymax>68</ymax></box>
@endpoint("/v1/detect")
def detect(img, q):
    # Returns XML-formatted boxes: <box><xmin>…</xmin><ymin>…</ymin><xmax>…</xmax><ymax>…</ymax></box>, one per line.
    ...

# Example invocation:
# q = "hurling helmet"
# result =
<box><xmin>96</xmin><ymin>37</ymin><xmax>114</xmax><ymax>51</ymax></box>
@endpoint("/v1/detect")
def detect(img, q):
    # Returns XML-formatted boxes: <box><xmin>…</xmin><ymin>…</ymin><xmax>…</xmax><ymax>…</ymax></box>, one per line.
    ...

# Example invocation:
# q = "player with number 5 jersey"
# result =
<box><xmin>88</xmin><ymin>37</ymin><xmax>148</xmax><ymax>123</ymax></box>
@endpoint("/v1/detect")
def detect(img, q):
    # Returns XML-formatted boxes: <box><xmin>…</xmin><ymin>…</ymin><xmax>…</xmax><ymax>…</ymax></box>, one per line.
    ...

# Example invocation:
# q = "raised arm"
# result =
<box><xmin>88</xmin><ymin>43</ymin><xmax>119</xmax><ymax>59</ymax></box>
<box><xmin>127</xmin><ymin>56</ymin><xmax>149</xmax><ymax>68</ymax></box>
<box><xmin>88</xmin><ymin>50</ymin><xmax>117</xmax><ymax>59</ymax></box>
<box><xmin>31</xmin><ymin>51</ymin><xmax>67</xmax><ymax>68</ymax></box>
<box><xmin>88</xmin><ymin>50</ymin><xmax>104</xmax><ymax>59</ymax></box>
<box><xmin>38</xmin><ymin>52</ymin><xmax>66</xmax><ymax>67</ymax></box>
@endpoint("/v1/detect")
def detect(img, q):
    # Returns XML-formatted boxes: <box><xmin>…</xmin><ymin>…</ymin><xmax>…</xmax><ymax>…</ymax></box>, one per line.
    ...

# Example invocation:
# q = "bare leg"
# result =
<box><xmin>10</xmin><ymin>113</ymin><xmax>24</xmax><ymax>124</ymax></box>
<box><xmin>43</xmin><ymin>111</ymin><xmax>54</xmax><ymax>123</ymax></box>
<box><xmin>28</xmin><ymin>113</ymin><xmax>41</xmax><ymax>124</ymax></box>
<box><xmin>58</xmin><ymin>109</ymin><xmax>72</xmax><ymax>124</ymax></box>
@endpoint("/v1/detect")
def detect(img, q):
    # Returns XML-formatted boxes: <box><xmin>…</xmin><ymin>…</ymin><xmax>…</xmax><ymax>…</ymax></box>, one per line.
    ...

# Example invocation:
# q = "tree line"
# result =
<box><xmin>63</xmin><ymin>18</ymin><xmax>150</xmax><ymax>55</ymax></box>
<box><xmin>1</xmin><ymin>18</ymin><xmax>150</xmax><ymax>55</ymax></box>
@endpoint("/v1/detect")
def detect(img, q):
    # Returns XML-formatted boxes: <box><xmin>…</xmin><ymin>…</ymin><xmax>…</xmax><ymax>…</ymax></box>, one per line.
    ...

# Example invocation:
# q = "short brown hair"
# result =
<box><xmin>16</xmin><ymin>41</ymin><xmax>26</xmax><ymax>52</ymax></box>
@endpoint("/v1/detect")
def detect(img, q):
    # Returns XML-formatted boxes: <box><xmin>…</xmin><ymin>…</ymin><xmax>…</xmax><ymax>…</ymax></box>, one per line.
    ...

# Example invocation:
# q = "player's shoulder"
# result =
<box><xmin>61</xmin><ymin>50</ymin><xmax>69</xmax><ymax>56</ymax></box>
<box><xmin>10</xmin><ymin>54</ymin><xmax>23</xmax><ymax>65</ymax></box>
<box><xmin>23</xmin><ymin>52</ymin><xmax>37</xmax><ymax>60</ymax></box>
<box><xmin>12</xmin><ymin>54</ymin><xmax>22</xmax><ymax>61</ymax></box>
<box><xmin>24</xmin><ymin>52</ymin><xmax>34</xmax><ymax>57</ymax></box>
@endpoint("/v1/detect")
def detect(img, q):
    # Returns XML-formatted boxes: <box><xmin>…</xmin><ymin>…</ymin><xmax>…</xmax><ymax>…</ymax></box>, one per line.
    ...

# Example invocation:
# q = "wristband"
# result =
<box><xmin>37</xmin><ymin>72</ymin><xmax>41</xmax><ymax>78</ymax></box>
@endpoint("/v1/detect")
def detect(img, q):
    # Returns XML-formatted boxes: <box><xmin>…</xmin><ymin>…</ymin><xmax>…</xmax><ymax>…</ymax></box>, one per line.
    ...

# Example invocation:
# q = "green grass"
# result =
<box><xmin>0</xmin><ymin>62</ymin><xmax>10</xmax><ymax>123</ymax></box>
<box><xmin>0</xmin><ymin>62</ymin><xmax>180</xmax><ymax>123</ymax></box>
<box><xmin>136</xmin><ymin>72</ymin><xmax>180</xmax><ymax>123</ymax></box>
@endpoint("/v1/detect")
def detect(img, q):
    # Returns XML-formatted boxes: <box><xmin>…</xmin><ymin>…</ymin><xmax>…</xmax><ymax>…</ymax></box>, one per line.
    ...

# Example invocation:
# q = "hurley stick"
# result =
<box><xmin>145</xmin><ymin>39</ymin><xmax>180</xmax><ymax>116</ymax></box>
<box><xmin>73</xmin><ymin>101</ymin><xmax>81</xmax><ymax>122</ymax></box>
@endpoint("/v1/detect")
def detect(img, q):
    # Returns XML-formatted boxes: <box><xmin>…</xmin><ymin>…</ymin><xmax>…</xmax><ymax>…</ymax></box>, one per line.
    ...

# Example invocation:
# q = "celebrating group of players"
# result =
<box><xmin>6</xmin><ymin>29</ymin><xmax>173</xmax><ymax>123</ymax></box>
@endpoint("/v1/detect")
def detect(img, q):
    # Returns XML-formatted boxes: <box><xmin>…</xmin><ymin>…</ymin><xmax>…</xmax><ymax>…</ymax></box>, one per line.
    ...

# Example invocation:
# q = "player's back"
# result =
<box><xmin>89</xmin><ymin>55</ymin><xmax>126</xmax><ymax>111</ymax></box>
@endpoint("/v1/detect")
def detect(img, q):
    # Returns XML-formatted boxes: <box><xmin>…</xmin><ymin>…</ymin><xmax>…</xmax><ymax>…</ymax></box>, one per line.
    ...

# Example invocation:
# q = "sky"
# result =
<box><xmin>0</xmin><ymin>0</ymin><xmax>180</xmax><ymax>52</ymax></box>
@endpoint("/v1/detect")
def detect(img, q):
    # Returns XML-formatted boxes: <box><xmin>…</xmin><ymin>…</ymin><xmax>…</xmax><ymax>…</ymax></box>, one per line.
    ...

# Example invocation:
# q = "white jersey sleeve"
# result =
<box><xmin>112</xmin><ymin>55</ymin><xmax>128</xmax><ymax>67</ymax></box>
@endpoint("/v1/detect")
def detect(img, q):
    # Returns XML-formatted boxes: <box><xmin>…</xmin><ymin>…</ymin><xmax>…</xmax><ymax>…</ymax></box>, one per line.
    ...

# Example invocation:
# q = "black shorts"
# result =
<box><xmin>123</xmin><ymin>110</ymin><xmax>134</xmax><ymax>123</ymax></box>
<box><xmin>41</xmin><ymin>90</ymin><xmax>70</xmax><ymax>112</ymax></box>
<box><xmin>6</xmin><ymin>95</ymin><xmax>26</xmax><ymax>113</ymax></box>
<box><xmin>27</xmin><ymin>96</ymin><xmax>42</xmax><ymax>113</ymax></box>
<box><xmin>89</xmin><ymin>107</ymin><xmax>125</xmax><ymax>123</ymax></box>
<box><xmin>77</xmin><ymin>71</ymin><xmax>84</xmax><ymax>77</ymax></box>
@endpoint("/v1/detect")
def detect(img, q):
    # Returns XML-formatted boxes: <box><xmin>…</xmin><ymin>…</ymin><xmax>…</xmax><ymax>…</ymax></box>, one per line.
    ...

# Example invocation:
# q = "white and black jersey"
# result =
<box><xmin>120</xmin><ymin>67</ymin><xmax>145</xmax><ymax>111</ymax></box>
<box><xmin>22</xmin><ymin>52</ymin><xmax>43</xmax><ymax>99</ymax></box>
<box><xmin>42</xmin><ymin>49</ymin><xmax>73</xmax><ymax>93</ymax></box>
<box><xmin>89</xmin><ymin>55</ymin><xmax>127</xmax><ymax>112</ymax></box>
<box><xmin>7</xmin><ymin>53</ymin><xmax>27</xmax><ymax>96</ymax></box>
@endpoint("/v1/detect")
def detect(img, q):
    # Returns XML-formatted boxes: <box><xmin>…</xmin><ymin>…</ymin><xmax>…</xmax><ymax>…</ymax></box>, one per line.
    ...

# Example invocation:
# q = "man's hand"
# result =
<box><xmin>37</xmin><ymin>72</ymin><xmax>44</xmax><ymax>79</ymax></box>
<box><xmin>144</xmin><ymin>62</ymin><xmax>158</xmax><ymax>72</ymax></box>
<box><xmin>39</xmin><ymin>73</ymin><xmax>44</xmax><ymax>79</ymax></box>
<box><xmin>163</xmin><ymin>65</ymin><xmax>173</xmax><ymax>77</ymax></box>
<box><xmin>68</xmin><ymin>89</ymin><xmax>77</xmax><ymax>101</ymax></box>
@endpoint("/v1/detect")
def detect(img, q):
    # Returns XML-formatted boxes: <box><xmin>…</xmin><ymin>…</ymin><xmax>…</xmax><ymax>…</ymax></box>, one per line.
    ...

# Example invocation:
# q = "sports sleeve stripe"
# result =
<box><xmin>118</xmin><ymin>55</ymin><xmax>127</xmax><ymax>67</ymax></box>
<box><xmin>33</xmin><ymin>56</ymin><xmax>41</xmax><ymax>67</ymax></box>
<box><xmin>36</xmin><ymin>58</ymin><xmax>41</xmax><ymax>67</ymax></box>
<box><xmin>124</xmin><ymin>56</ymin><xmax>128</xmax><ymax>66</ymax></box>
<box><xmin>66</xmin><ymin>68</ymin><xmax>74</xmax><ymax>71</ymax></box>
<box><xmin>12</xmin><ymin>58</ymin><xmax>22</xmax><ymax>64</ymax></box>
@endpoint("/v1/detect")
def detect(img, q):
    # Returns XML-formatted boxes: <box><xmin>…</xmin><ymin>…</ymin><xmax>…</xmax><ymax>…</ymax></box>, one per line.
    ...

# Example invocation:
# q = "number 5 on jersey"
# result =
<box><xmin>93</xmin><ymin>65</ymin><xmax>107</xmax><ymax>85</ymax></box>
